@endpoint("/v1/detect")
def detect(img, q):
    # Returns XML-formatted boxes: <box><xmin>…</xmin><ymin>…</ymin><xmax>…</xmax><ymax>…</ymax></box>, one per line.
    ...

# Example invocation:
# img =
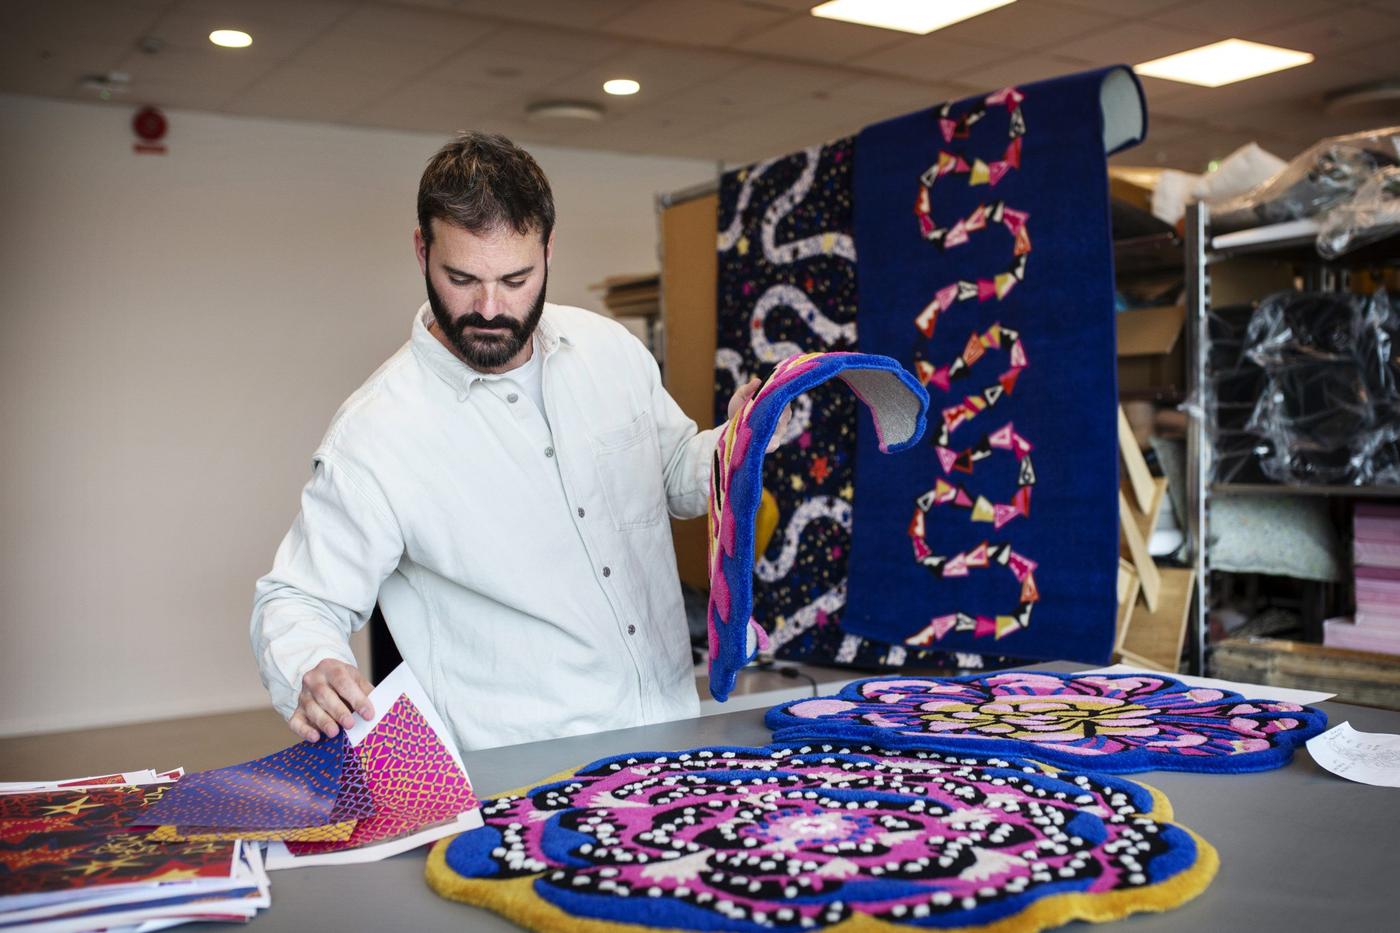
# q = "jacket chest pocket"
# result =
<box><xmin>590</xmin><ymin>411</ymin><xmax>666</xmax><ymax>530</ymax></box>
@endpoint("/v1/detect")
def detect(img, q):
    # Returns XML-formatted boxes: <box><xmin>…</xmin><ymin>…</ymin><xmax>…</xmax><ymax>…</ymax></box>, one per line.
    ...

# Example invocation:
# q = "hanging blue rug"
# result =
<box><xmin>841</xmin><ymin>67</ymin><xmax>1147</xmax><ymax>660</ymax></box>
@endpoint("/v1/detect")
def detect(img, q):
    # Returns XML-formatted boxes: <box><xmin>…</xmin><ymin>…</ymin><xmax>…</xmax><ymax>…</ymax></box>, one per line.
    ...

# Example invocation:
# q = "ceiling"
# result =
<box><xmin>2</xmin><ymin>0</ymin><xmax>1398</xmax><ymax>170</ymax></box>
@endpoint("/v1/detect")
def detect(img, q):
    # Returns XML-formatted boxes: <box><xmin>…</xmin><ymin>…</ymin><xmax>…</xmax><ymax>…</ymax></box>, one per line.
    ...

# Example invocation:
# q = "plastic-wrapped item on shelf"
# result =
<box><xmin>1243</xmin><ymin>288</ymin><xmax>1400</xmax><ymax>484</ymax></box>
<box><xmin>1209</xmin><ymin>127</ymin><xmax>1400</xmax><ymax>233</ymax></box>
<box><xmin>1317</xmin><ymin>165</ymin><xmax>1400</xmax><ymax>258</ymax></box>
<box><xmin>1207</xmin><ymin>304</ymin><xmax>1272</xmax><ymax>484</ymax></box>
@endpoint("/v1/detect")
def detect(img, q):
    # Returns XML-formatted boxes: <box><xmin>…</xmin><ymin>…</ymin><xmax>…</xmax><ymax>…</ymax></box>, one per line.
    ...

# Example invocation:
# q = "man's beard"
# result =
<box><xmin>425</xmin><ymin>265</ymin><xmax>547</xmax><ymax>371</ymax></box>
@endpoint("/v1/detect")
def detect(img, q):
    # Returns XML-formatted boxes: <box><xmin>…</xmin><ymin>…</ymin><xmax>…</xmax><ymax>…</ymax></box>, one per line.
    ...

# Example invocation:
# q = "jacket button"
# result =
<box><xmin>602</xmin><ymin>566</ymin><xmax>611</xmax><ymax>577</ymax></box>
<box><xmin>544</xmin><ymin>446</ymin><xmax>555</xmax><ymax>458</ymax></box>
<box><xmin>506</xmin><ymin>392</ymin><xmax>519</xmax><ymax>403</ymax></box>
<box><xmin>627</xmin><ymin>624</ymin><xmax>636</xmax><ymax>635</ymax></box>
<box><xmin>577</xmin><ymin>507</ymin><xmax>586</xmax><ymax>518</ymax></box>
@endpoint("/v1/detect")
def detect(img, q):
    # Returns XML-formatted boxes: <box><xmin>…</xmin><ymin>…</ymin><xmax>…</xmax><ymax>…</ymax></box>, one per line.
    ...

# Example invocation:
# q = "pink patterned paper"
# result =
<box><xmin>286</xmin><ymin>694</ymin><xmax>478</xmax><ymax>855</ymax></box>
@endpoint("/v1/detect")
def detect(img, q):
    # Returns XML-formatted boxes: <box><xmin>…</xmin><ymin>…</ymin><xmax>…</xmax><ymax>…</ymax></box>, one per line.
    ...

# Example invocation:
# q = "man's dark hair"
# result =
<box><xmin>417</xmin><ymin>131</ymin><xmax>555</xmax><ymax>246</ymax></box>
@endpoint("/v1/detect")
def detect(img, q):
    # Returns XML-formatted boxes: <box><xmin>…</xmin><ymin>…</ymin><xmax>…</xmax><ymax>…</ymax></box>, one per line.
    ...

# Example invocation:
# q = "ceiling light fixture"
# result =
<box><xmin>810</xmin><ymin>0</ymin><xmax>1016</xmax><ymax>35</ymax></box>
<box><xmin>525</xmin><ymin>100</ymin><xmax>606</xmax><ymax>122</ymax></box>
<box><xmin>209</xmin><ymin>29</ymin><xmax>253</xmax><ymax>49</ymax></box>
<box><xmin>1135</xmin><ymin>39</ymin><xmax>1313</xmax><ymax>88</ymax></box>
<box><xmin>603</xmin><ymin>78</ymin><xmax>640</xmax><ymax>96</ymax></box>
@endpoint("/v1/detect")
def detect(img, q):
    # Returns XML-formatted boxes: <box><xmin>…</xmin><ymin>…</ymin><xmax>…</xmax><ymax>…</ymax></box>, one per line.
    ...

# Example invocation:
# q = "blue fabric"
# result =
<box><xmin>708</xmin><ymin>352</ymin><xmax>928</xmax><ymax>702</ymax></box>
<box><xmin>842</xmin><ymin>67</ymin><xmax>1145</xmax><ymax>660</ymax></box>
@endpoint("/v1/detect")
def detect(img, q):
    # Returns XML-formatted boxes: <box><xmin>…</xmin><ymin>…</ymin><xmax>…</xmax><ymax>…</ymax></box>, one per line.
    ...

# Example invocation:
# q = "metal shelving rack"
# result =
<box><xmin>1184</xmin><ymin>201</ymin><xmax>1400</xmax><ymax>677</ymax></box>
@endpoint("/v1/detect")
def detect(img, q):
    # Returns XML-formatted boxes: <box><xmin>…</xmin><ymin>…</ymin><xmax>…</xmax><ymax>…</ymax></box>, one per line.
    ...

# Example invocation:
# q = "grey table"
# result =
<box><xmin>229</xmin><ymin>665</ymin><xmax>1400</xmax><ymax>932</ymax></box>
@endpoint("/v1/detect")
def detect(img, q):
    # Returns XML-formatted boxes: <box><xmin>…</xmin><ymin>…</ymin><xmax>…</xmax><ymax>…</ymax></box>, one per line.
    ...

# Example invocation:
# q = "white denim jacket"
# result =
<box><xmin>251</xmin><ymin>302</ymin><xmax>716</xmax><ymax>750</ymax></box>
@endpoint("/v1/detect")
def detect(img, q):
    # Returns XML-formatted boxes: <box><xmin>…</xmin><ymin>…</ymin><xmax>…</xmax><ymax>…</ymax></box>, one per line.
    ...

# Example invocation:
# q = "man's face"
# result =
<box><xmin>416</xmin><ymin>219</ymin><xmax>551</xmax><ymax>372</ymax></box>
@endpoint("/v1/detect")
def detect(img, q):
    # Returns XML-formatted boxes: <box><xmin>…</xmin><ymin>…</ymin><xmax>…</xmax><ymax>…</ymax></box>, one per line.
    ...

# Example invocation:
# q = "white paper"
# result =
<box><xmin>1307</xmin><ymin>722</ymin><xmax>1400</xmax><ymax>787</ymax></box>
<box><xmin>1080</xmin><ymin>663</ymin><xmax>1335</xmax><ymax>705</ymax></box>
<box><xmin>262</xmin><ymin>810</ymin><xmax>482</xmax><ymax>870</ymax></box>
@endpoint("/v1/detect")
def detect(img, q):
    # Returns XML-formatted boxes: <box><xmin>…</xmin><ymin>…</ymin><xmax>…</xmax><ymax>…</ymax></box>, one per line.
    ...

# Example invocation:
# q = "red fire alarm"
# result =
<box><xmin>132</xmin><ymin>105</ymin><xmax>168</xmax><ymax>155</ymax></box>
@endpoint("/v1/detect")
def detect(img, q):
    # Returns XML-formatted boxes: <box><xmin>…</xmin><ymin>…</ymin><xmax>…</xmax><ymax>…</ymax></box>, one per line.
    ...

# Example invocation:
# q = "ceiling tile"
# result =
<box><xmin>598</xmin><ymin>0</ymin><xmax>791</xmax><ymax>47</ymax></box>
<box><xmin>1051</xmin><ymin>21</ymin><xmax>1215</xmax><ymax>64</ymax></box>
<box><xmin>133</xmin><ymin>10</ymin><xmax>327</xmax><ymax>63</ymax></box>
<box><xmin>169</xmin><ymin>0</ymin><xmax>355</xmax><ymax>32</ymax></box>
<box><xmin>1054</xmin><ymin>0</ymin><xmax>1186</xmax><ymax>14</ymax></box>
<box><xmin>459</xmin><ymin>23</ymin><xmax>628</xmax><ymax>65</ymax></box>
<box><xmin>418</xmin><ymin>44</ymin><xmax>592</xmax><ymax>92</ymax></box>
<box><xmin>540</xmin><ymin>46</ymin><xmax>746</xmax><ymax>110</ymax></box>
<box><xmin>293</xmin><ymin>32</ymin><xmax>461</xmax><ymax>84</ymax></box>
<box><xmin>223</xmin><ymin>64</ymin><xmax>411</xmax><ymax>120</ymax></box>
<box><xmin>448</xmin><ymin>0</ymin><xmax>642</xmax><ymax>29</ymax></box>
<box><xmin>851</xmin><ymin>37</ymin><xmax>1016</xmax><ymax>82</ymax></box>
<box><xmin>112</xmin><ymin>43</ymin><xmax>285</xmax><ymax>107</ymax></box>
<box><xmin>0</xmin><ymin>0</ymin><xmax>171</xmax><ymax>47</ymax></box>
<box><xmin>920</xmin><ymin>0</ymin><xmax>1116</xmax><ymax>51</ymax></box>
<box><xmin>0</xmin><ymin>34</ymin><xmax>133</xmax><ymax>99</ymax></box>
<box><xmin>325</xmin><ymin>3</ymin><xmax>497</xmax><ymax>50</ymax></box>
<box><xmin>1254</xmin><ymin>4</ymin><xmax>1400</xmax><ymax>55</ymax></box>
<box><xmin>734</xmin><ymin>13</ymin><xmax>911</xmax><ymax>64</ymax></box>
<box><xmin>342</xmin><ymin>79</ymin><xmax>512</xmax><ymax>134</ymax></box>
<box><xmin>1146</xmin><ymin>0</ymin><xmax>1342</xmax><ymax>37</ymax></box>
<box><xmin>951</xmin><ymin>53</ymin><xmax>1098</xmax><ymax>89</ymax></box>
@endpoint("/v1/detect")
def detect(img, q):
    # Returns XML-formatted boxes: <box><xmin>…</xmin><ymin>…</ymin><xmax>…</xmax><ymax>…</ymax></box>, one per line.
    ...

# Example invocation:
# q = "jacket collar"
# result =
<box><xmin>410</xmin><ymin>301</ymin><xmax>570</xmax><ymax>399</ymax></box>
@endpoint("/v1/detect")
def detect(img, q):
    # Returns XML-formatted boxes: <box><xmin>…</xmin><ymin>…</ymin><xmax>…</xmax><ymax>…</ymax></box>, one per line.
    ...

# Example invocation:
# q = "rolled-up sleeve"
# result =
<box><xmin>250</xmin><ymin>453</ymin><xmax>404</xmax><ymax>718</ymax></box>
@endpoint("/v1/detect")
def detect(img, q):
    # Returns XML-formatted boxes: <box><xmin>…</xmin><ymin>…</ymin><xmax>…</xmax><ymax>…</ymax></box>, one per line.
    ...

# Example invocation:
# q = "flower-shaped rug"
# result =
<box><xmin>427</xmin><ymin>741</ymin><xmax>1216</xmax><ymax>932</ymax></box>
<box><xmin>765</xmin><ymin>672</ymin><xmax>1328</xmax><ymax>773</ymax></box>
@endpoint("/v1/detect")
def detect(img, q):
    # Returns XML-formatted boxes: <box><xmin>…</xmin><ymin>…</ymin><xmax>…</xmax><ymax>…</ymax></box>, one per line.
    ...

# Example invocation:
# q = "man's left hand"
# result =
<box><xmin>727</xmin><ymin>377</ymin><xmax>793</xmax><ymax>454</ymax></box>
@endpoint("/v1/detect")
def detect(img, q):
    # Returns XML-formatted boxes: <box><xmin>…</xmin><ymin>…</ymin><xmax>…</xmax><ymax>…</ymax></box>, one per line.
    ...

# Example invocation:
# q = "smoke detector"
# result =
<box><xmin>525</xmin><ymin>100</ymin><xmax>605</xmax><ymax>123</ymax></box>
<box><xmin>79</xmin><ymin>71</ymin><xmax>130</xmax><ymax>100</ymax></box>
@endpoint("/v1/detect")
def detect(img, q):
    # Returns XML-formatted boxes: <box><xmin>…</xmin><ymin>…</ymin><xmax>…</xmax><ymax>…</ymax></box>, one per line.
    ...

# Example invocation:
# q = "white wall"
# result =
<box><xmin>0</xmin><ymin>93</ymin><xmax>713</xmax><ymax>737</ymax></box>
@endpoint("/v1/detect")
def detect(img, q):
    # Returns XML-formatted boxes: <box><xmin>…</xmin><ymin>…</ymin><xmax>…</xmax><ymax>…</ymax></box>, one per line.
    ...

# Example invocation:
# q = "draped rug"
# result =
<box><xmin>841</xmin><ymin>67</ymin><xmax>1146</xmax><ymax>660</ymax></box>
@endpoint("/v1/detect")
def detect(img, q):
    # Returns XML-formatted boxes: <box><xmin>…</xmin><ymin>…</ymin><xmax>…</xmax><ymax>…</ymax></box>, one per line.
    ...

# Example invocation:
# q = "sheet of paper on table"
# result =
<box><xmin>1307</xmin><ymin>722</ymin><xmax>1400</xmax><ymax>787</ymax></box>
<box><xmin>1080</xmin><ymin>663</ymin><xmax>1336</xmax><ymax>705</ymax></box>
<box><xmin>263</xmin><ymin>663</ymin><xmax>482</xmax><ymax>870</ymax></box>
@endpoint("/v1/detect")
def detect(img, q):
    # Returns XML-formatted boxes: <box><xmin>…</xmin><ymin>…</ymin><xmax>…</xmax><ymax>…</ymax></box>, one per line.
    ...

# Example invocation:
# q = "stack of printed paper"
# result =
<box><xmin>1326</xmin><ymin>502</ymin><xmax>1400</xmax><ymax>655</ymax></box>
<box><xmin>0</xmin><ymin>772</ymin><xmax>270</xmax><ymax>932</ymax></box>
<box><xmin>129</xmin><ymin>664</ymin><xmax>479</xmax><ymax>869</ymax></box>
<box><xmin>131</xmin><ymin>731</ymin><xmax>373</xmax><ymax>845</ymax></box>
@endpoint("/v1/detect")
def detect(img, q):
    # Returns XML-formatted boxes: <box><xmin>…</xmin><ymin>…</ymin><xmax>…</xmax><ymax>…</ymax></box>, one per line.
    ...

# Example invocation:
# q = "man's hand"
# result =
<box><xmin>728</xmin><ymin>377</ymin><xmax>792</xmax><ymax>453</ymax></box>
<box><xmin>289</xmin><ymin>659</ymin><xmax>375</xmax><ymax>742</ymax></box>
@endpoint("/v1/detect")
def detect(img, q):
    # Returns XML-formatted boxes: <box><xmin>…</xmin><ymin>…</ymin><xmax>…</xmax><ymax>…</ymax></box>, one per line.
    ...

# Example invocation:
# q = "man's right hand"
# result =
<box><xmin>288</xmin><ymin>659</ymin><xmax>375</xmax><ymax>742</ymax></box>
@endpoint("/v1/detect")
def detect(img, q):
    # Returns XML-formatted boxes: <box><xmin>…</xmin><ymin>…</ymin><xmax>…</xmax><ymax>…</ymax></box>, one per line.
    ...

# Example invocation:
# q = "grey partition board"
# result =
<box><xmin>208</xmin><ymin>664</ymin><xmax>1400</xmax><ymax>932</ymax></box>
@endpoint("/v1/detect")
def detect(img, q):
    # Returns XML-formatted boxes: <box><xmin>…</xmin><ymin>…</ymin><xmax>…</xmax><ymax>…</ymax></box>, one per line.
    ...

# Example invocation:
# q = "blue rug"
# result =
<box><xmin>841</xmin><ymin>67</ymin><xmax>1146</xmax><ymax>661</ymax></box>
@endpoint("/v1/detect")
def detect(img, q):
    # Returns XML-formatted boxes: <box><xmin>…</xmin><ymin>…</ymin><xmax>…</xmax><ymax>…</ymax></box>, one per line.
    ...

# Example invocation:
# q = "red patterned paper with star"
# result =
<box><xmin>0</xmin><ymin>786</ymin><xmax>236</xmax><ymax>895</ymax></box>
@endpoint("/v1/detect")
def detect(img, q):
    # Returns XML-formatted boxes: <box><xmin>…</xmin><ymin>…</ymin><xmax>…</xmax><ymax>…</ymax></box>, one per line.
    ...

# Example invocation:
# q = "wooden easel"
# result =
<box><xmin>1116</xmin><ymin>405</ymin><xmax>1195</xmax><ymax>671</ymax></box>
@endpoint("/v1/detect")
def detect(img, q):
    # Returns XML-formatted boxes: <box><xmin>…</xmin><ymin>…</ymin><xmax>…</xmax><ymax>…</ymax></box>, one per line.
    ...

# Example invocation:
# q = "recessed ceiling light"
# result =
<box><xmin>603</xmin><ymin>78</ymin><xmax>640</xmax><ymax>96</ymax></box>
<box><xmin>209</xmin><ymin>29</ymin><xmax>252</xmax><ymax>49</ymax></box>
<box><xmin>1135</xmin><ymin>39</ymin><xmax>1313</xmax><ymax>88</ymax></box>
<box><xmin>810</xmin><ymin>0</ymin><xmax>1016</xmax><ymax>35</ymax></box>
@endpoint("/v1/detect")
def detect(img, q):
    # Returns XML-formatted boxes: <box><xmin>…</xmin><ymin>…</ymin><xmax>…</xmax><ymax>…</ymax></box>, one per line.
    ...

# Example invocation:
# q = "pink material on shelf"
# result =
<box><xmin>1324</xmin><ymin>617</ymin><xmax>1400</xmax><ymax>656</ymax></box>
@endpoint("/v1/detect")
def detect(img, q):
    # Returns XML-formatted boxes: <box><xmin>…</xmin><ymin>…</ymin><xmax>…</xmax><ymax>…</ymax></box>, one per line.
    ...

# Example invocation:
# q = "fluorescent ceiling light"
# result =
<box><xmin>209</xmin><ymin>29</ymin><xmax>252</xmax><ymax>48</ymax></box>
<box><xmin>810</xmin><ymin>0</ymin><xmax>1016</xmax><ymax>35</ymax></box>
<box><xmin>603</xmin><ymin>78</ymin><xmax>640</xmax><ymax>96</ymax></box>
<box><xmin>1135</xmin><ymin>39</ymin><xmax>1313</xmax><ymax>88</ymax></box>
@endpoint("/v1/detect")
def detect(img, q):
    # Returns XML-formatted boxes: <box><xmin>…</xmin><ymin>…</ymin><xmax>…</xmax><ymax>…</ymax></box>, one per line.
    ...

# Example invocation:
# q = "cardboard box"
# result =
<box><xmin>1118</xmin><ymin>304</ymin><xmax>1186</xmax><ymax>397</ymax></box>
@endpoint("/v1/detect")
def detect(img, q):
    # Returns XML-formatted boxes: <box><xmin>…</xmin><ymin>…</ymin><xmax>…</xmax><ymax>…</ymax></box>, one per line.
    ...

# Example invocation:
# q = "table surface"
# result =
<box><xmin>217</xmin><ymin>664</ymin><xmax>1400</xmax><ymax>932</ymax></box>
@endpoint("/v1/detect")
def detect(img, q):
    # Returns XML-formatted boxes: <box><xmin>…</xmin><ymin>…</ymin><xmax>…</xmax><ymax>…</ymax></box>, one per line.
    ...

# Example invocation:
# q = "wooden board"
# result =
<box><xmin>1119</xmin><ymin>490</ymin><xmax>1161</xmax><ymax>611</ymax></box>
<box><xmin>660</xmin><ymin>194</ymin><xmax>719</xmax><ymax>591</ymax></box>
<box><xmin>1123</xmin><ymin>475</ymin><xmax>1169</xmax><ymax>544</ymax></box>
<box><xmin>1115</xmin><ymin>558</ymin><xmax>1139</xmax><ymax>653</ymax></box>
<box><xmin>1120</xmin><ymin>566</ymin><xmax>1194</xmax><ymax>672</ymax></box>
<box><xmin>1118</xmin><ymin>405</ymin><xmax>1156</xmax><ymax>514</ymax></box>
<box><xmin>1210</xmin><ymin>637</ymin><xmax>1400</xmax><ymax>711</ymax></box>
